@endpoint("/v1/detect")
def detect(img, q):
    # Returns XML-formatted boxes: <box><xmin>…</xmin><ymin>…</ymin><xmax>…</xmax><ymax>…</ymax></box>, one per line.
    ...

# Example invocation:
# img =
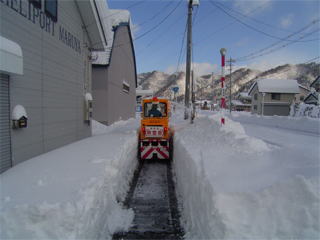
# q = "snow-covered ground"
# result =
<box><xmin>173</xmin><ymin>109</ymin><xmax>319</xmax><ymax>239</ymax></box>
<box><xmin>0</xmin><ymin>120</ymin><xmax>139</xmax><ymax>239</ymax></box>
<box><xmin>1</xmin><ymin>108</ymin><xmax>319</xmax><ymax>239</ymax></box>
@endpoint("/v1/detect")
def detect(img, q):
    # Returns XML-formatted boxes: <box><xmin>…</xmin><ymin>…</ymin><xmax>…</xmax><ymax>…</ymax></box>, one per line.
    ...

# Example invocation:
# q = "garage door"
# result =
<box><xmin>0</xmin><ymin>73</ymin><xmax>12</xmax><ymax>173</ymax></box>
<box><xmin>264</xmin><ymin>104</ymin><xmax>290</xmax><ymax>116</ymax></box>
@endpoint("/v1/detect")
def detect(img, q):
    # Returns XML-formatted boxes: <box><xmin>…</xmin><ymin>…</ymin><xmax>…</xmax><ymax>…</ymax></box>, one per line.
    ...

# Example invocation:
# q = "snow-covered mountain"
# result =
<box><xmin>137</xmin><ymin>62</ymin><xmax>320</xmax><ymax>100</ymax></box>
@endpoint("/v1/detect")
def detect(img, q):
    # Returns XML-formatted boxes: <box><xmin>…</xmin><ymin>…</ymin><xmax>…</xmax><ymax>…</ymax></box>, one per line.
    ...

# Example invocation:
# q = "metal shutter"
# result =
<box><xmin>0</xmin><ymin>73</ymin><xmax>12</xmax><ymax>173</ymax></box>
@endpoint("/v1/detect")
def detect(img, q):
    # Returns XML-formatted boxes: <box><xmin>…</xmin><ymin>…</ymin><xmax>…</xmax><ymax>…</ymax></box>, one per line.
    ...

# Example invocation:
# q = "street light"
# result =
<box><xmin>220</xmin><ymin>48</ymin><xmax>227</xmax><ymax>56</ymax></box>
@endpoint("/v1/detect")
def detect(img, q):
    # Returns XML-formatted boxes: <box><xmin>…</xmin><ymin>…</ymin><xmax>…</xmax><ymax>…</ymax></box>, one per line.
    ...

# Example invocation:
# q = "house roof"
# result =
<box><xmin>310</xmin><ymin>76</ymin><xmax>320</xmax><ymax>88</ymax></box>
<box><xmin>238</xmin><ymin>92</ymin><xmax>251</xmax><ymax>100</ymax></box>
<box><xmin>248</xmin><ymin>78</ymin><xmax>300</xmax><ymax>95</ymax></box>
<box><xmin>304</xmin><ymin>92</ymin><xmax>318</xmax><ymax>104</ymax></box>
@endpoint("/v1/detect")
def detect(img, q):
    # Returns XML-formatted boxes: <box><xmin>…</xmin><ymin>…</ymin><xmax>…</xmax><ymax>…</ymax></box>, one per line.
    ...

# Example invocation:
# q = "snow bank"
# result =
<box><xmin>173</xmin><ymin>114</ymin><xmax>319</xmax><ymax>239</ymax></box>
<box><xmin>290</xmin><ymin>103</ymin><xmax>320</xmax><ymax>119</ymax></box>
<box><xmin>230</xmin><ymin>111</ymin><xmax>320</xmax><ymax>135</ymax></box>
<box><xmin>0</xmin><ymin>119</ymin><xmax>139</xmax><ymax>239</ymax></box>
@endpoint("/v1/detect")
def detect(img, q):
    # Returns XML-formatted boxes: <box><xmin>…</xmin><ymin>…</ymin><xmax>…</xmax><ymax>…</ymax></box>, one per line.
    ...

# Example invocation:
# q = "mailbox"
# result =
<box><xmin>12</xmin><ymin>105</ymin><xmax>28</xmax><ymax>129</ymax></box>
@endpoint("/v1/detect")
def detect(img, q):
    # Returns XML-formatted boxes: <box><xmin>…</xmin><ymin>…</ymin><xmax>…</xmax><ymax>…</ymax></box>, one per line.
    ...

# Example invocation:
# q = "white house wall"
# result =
<box><xmin>0</xmin><ymin>0</ymin><xmax>94</xmax><ymax>165</ymax></box>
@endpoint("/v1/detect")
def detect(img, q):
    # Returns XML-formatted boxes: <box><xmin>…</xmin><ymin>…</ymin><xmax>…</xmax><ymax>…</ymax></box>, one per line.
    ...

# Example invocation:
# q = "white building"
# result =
<box><xmin>248</xmin><ymin>79</ymin><xmax>300</xmax><ymax>116</ymax></box>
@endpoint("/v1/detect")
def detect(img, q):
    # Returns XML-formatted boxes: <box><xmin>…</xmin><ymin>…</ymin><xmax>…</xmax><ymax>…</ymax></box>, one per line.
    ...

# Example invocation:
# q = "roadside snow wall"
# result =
<box><xmin>230</xmin><ymin>111</ymin><xmax>320</xmax><ymax>135</ymax></box>
<box><xmin>0</xmin><ymin>119</ymin><xmax>139</xmax><ymax>239</ymax></box>
<box><xmin>173</xmin><ymin>114</ymin><xmax>319</xmax><ymax>239</ymax></box>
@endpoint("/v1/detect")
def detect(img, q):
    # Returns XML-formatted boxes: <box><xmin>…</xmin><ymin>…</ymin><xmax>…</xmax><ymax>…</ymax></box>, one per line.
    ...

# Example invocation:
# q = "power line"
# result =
<box><xmin>175</xmin><ymin>19</ymin><xmax>188</xmax><ymax>73</ymax></box>
<box><xmin>196</xmin><ymin>0</ymin><xmax>270</xmax><ymax>45</ymax></box>
<box><xmin>138</xmin><ymin>0</ymin><xmax>175</xmax><ymax>27</ymax></box>
<box><xmin>209</xmin><ymin>0</ymin><xmax>319</xmax><ymax>43</ymax></box>
<box><xmin>215</xmin><ymin>1</ymin><xmax>303</xmax><ymax>35</ymax></box>
<box><xmin>134</xmin><ymin>0</ymin><xmax>184</xmax><ymax>41</ymax></box>
<box><xmin>90</xmin><ymin>0</ymin><xmax>183</xmax><ymax>49</ymax></box>
<box><xmin>235</xmin><ymin>19</ymin><xmax>320</xmax><ymax>61</ymax></box>
<box><xmin>236</xmin><ymin>28</ymin><xmax>320</xmax><ymax>62</ymax></box>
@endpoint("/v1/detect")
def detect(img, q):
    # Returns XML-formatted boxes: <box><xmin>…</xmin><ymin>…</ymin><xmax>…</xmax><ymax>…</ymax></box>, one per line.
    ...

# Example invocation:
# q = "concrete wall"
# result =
<box><xmin>92</xmin><ymin>25</ymin><xmax>136</xmax><ymax>125</ymax></box>
<box><xmin>0</xmin><ymin>0</ymin><xmax>92</xmax><ymax>165</ymax></box>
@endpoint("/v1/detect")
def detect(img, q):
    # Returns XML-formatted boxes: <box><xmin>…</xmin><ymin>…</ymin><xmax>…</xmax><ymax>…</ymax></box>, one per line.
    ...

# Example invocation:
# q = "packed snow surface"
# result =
<box><xmin>1</xmin><ymin>107</ymin><xmax>319</xmax><ymax>239</ymax></box>
<box><xmin>0</xmin><ymin>119</ymin><xmax>139</xmax><ymax>239</ymax></box>
<box><xmin>172</xmin><ymin>108</ymin><xmax>319</xmax><ymax>239</ymax></box>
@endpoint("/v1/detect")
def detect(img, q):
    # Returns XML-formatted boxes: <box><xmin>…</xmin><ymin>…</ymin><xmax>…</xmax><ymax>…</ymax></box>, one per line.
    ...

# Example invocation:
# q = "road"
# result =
<box><xmin>113</xmin><ymin>160</ymin><xmax>183</xmax><ymax>240</ymax></box>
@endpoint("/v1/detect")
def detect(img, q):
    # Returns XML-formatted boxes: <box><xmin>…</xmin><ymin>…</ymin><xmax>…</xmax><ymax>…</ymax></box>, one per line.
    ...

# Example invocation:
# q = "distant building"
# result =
<box><xmin>248</xmin><ymin>79</ymin><xmax>300</xmax><ymax>116</ymax></box>
<box><xmin>0</xmin><ymin>0</ymin><xmax>107</xmax><ymax>173</ymax></box>
<box><xmin>232</xmin><ymin>92</ymin><xmax>251</xmax><ymax>111</ymax></box>
<box><xmin>92</xmin><ymin>10</ymin><xmax>137</xmax><ymax>125</ymax></box>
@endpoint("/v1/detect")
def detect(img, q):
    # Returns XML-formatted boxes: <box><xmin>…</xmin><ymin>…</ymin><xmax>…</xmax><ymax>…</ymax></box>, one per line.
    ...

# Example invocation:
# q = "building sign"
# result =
<box><xmin>1</xmin><ymin>0</ymin><xmax>81</xmax><ymax>54</ymax></box>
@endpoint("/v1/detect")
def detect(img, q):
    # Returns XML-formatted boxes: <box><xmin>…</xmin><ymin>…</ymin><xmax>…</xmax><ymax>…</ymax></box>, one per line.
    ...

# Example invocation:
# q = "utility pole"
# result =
<box><xmin>184</xmin><ymin>0</ymin><xmax>199</xmax><ymax>120</ymax></box>
<box><xmin>226</xmin><ymin>57</ymin><xmax>236</xmax><ymax>114</ymax></box>
<box><xmin>211</xmin><ymin>72</ymin><xmax>214</xmax><ymax>110</ymax></box>
<box><xmin>191</xmin><ymin>70</ymin><xmax>195</xmax><ymax>123</ymax></box>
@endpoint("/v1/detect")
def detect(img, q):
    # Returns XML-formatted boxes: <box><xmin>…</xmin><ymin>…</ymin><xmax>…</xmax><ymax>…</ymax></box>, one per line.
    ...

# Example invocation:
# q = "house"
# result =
<box><xmin>92</xmin><ymin>10</ymin><xmax>137</xmax><ymax>125</ymax></box>
<box><xmin>0</xmin><ymin>0</ymin><xmax>109</xmax><ymax>173</ymax></box>
<box><xmin>248</xmin><ymin>79</ymin><xmax>300</xmax><ymax>116</ymax></box>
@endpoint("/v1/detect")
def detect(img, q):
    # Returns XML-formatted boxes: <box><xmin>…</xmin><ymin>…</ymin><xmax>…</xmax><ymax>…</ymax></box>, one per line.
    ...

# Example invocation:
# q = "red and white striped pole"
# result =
<box><xmin>220</xmin><ymin>48</ymin><xmax>227</xmax><ymax>125</ymax></box>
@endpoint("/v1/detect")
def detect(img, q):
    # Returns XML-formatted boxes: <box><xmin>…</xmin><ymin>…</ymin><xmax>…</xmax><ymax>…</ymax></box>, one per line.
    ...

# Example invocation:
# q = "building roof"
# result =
<box><xmin>238</xmin><ymin>92</ymin><xmax>251</xmax><ymax>100</ymax></box>
<box><xmin>248</xmin><ymin>78</ymin><xmax>300</xmax><ymax>95</ymax></box>
<box><xmin>92</xmin><ymin>9</ymin><xmax>131</xmax><ymax>65</ymax></box>
<box><xmin>75</xmin><ymin>0</ymin><xmax>108</xmax><ymax>50</ymax></box>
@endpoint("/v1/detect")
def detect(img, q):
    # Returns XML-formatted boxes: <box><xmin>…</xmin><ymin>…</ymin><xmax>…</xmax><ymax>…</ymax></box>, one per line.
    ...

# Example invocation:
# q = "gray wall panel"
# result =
<box><xmin>0</xmin><ymin>0</ymin><xmax>94</xmax><ymax>166</ymax></box>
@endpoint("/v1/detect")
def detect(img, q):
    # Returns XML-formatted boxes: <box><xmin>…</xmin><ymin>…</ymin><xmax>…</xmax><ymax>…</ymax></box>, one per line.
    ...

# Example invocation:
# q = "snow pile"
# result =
<box><xmin>173</xmin><ymin>113</ymin><xmax>319</xmax><ymax>239</ymax></box>
<box><xmin>0</xmin><ymin>119</ymin><xmax>139</xmax><ymax>239</ymax></box>
<box><xmin>290</xmin><ymin>103</ymin><xmax>320</xmax><ymax>118</ymax></box>
<box><xmin>230</xmin><ymin>111</ymin><xmax>320</xmax><ymax>135</ymax></box>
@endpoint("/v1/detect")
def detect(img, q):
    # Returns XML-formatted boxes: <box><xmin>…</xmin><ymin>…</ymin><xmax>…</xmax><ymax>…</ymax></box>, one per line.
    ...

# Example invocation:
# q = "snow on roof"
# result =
<box><xmin>0</xmin><ymin>36</ymin><xmax>23</xmax><ymax>75</ymax></box>
<box><xmin>238</xmin><ymin>92</ymin><xmax>251</xmax><ymax>99</ymax></box>
<box><xmin>249</xmin><ymin>79</ymin><xmax>300</xmax><ymax>95</ymax></box>
<box><xmin>92</xmin><ymin>9</ymin><xmax>132</xmax><ymax>65</ymax></box>
<box><xmin>12</xmin><ymin>105</ymin><xmax>27</xmax><ymax>120</ymax></box>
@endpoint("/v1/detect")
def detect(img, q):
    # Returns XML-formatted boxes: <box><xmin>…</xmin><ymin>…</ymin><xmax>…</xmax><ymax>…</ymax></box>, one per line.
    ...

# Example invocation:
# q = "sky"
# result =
<box><xmin>108</xmin><ymin>0</ymin><xmax>320</xmax><ymax>75</ymax></box>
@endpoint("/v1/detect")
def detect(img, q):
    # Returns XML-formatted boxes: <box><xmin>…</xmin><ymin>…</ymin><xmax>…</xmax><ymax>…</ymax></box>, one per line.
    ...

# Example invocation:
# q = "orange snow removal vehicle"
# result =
<box><xmin>138</xmin><ymin>97</ymin><xmax>173</xmax><ymax>161</ymax></box>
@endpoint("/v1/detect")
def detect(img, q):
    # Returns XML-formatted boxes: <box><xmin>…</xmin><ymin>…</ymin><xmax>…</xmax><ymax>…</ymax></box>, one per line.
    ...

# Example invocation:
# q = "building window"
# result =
<box><xmin>45</xmin><ymin>0</ymin><xmax>58</xmax><ymax>22</ymax></box>
<box><xmin>254</xmin><ymin>93</ymin><xmax>258</xmax><ymax>100</ymax></box>
<box><xmin>254</xmin><ymin>105</ymin><xmax>257</xmax><ymax>110</ymax></box>
<box><xmin>123</xmin><ymin>81</ymin><xmax>130</xmax><ymax>93</ymax></box>
<box><xmin>271</xmin><ymin>93</ymin><xmax>281</xmax><ymax>100</ymax></box>
<box><xmin>30</xmin><ymin>0</ymin><xmax>41</xmax><ymax>8</ymax></box>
